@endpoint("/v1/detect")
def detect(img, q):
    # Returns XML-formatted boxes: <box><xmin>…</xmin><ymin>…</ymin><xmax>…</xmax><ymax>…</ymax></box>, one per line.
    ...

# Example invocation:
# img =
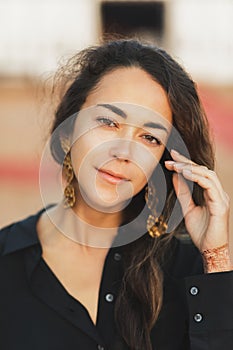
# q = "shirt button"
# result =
<box><xmin>194</xmin><ymin>313</ymin><xmax>203</xmax><ymax>322</ymax></box>
<box><xmin>105</xmin><ymin>293</ymin><xmax>114</xmax><ymax>302</ymax></box>
<box><xmin>114</xmin><ymin>252</ymin><xmax>122</xmax><ymax>261</ymax></box>
<box><xmin>97</xmin><ymin>345</ymin><xmax>105</xmax><ymax>350</ymax></box>
<box><xmin>190</xmin><ymin>286</ymin><xmax>199</xmax><ymax>296</ymax></box>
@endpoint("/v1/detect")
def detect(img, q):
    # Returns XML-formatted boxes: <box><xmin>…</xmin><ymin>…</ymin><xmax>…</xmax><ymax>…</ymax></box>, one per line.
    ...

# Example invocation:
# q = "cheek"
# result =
<box><xmin>70</xmin><ymin>137</ymin><xmax>92</xmax><ymax>177</ymax></box>
<box><xmin>138</xmin><ymin>147</ymin><xmax>165</xmax><ymax>177</ymax></box>
<box><xmin>136</xmin><ymin>148</ymin><xmax>166</xmax><ymax>196</ymax></box>
<box><xmin>70</xmin><ymin>132</ymin><xmax>109</xmax><ymax>180</ymax></box>
<box><xmin>132</xmin><ymin>149</ymin><xmax>165</xmax><ymax>192</ymax></box>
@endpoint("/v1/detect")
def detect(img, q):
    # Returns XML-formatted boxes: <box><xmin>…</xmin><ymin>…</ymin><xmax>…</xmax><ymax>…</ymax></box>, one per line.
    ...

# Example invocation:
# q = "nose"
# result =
<box><xmin>109</xmin><ymin>129</ymin><xmax>135</xmax><ymax>162</ymax></box>
<box><xmin>109</xmin><ymin>139</ymin><xmax>134</xmax><ymax>161</ymax></box>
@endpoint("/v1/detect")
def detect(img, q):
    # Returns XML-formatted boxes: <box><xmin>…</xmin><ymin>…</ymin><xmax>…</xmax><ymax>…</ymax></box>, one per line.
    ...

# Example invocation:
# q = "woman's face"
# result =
<box><xmin>70</xmin><ymin>67</ymin><xmax>172</xmax><ymax>213</ymax></box>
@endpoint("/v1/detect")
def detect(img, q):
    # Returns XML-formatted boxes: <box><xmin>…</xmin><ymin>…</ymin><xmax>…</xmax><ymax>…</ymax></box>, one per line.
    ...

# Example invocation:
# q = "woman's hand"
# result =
<box><xmin>164</xmin><ymin>149</ymin><xmax>230</xmax><ymax>253</ymax></box>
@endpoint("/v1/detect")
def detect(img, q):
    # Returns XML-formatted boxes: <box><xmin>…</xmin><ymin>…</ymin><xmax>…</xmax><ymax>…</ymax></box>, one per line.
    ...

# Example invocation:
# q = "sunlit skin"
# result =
<box><xmin>165</xmin><ymin>152</ymin><xmax>230</xmax><ymax>251</ymax></box>
<box><xmin>41</xmin><ymin>66</ymin><xmax>230</xmax><ymax>252</ymax></box>
<box><xmin>68</xmin><ymin>66</ymin><xmax>229</xmax><ymax>252</ymax></box>
<box><xmin>37</xmin><ymin>67</ymin><xmax>173</xmax><ymax>325</ymax></box>
<box><xmin>70</xmin><ymin>67</ymin><xmax>172</xmax><ymax>229</ymax></box>
<box><xmin>38</xmin><ymin>67</ymin><xmax>173</xmax><ymax>248</ymax></box>
<box><xmin>37</xmin><ymin>66</ymin><xmax>231</xmax><ymax>325</ymax></box>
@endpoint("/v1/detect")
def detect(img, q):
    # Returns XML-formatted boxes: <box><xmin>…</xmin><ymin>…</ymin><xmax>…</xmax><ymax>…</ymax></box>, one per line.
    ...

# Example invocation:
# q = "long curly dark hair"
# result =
<box><xmin>50</xmin><ymin>39</ymin><xmax>214</xmax><ymax>350</ymax></box>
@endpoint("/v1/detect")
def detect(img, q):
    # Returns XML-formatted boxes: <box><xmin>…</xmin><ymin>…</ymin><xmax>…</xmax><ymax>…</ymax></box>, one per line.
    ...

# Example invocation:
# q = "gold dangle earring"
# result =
<box><xmin>145</xmin><ymin>183</ymin><xmax>167</xmax><ymax>238</ymax></box>
<box><xmin>60</xmin><ymin>137</ymin><xmax>76</xmax><ymax>208</ymax></box>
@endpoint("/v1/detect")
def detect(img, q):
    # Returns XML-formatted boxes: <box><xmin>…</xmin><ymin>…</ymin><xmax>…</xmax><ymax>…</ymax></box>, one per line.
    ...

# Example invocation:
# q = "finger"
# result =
<box><xmin>165</xmin><ymin>158</ymin><xmax>225</xmax><ymax>199</ymax></box>
<box><xmin>166</xmin><ymin>160</ymin><xmax>229</xmax><ymax>214</ymax></box>
<box><xmin>174</xmin><ymin>163</ymin><xmax>225</xmax><ymax>199</ymax></box>
<box><xmin>170</xmin><ymin>150</ymin><xmax>211</xmax><ymax>173</ymax></box>
<box><xmin>182</xmin><ymin>169</ymin><xmax>222</xmax><ymax>203</ymax></box>
<box><xmin>172</xmin><ymin>173</ymin><xmax>196</xmax><ymax>216</ymax></box>
<box><xmin>170</xmin><ymin>149</ymin><xmax>194</xmax><ymax>165</ymax></box>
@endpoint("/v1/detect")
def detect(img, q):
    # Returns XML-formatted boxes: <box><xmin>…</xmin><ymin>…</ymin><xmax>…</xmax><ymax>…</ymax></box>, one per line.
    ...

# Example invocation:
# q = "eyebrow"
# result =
<box><xmin>97</xmin><ymin>103</ymin><xmax>168</xmax><ymax>134</ymax></box>
<box><xmin>143</xmin><ymin>121</ymin><xmax>168</xmax><ymax>134</ymax></box>
<box><xmin>97</xmin><ymin>103</ymin><xmax>127</xmax><ymax>119</ymax></box>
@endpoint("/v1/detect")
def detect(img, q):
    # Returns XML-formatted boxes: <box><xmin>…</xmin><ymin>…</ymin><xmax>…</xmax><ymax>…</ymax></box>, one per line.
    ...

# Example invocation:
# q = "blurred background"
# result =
<box><xmin>0</xmin><ymin>0</ymin><xmax>233</xmax><ymax>241</ymax></box>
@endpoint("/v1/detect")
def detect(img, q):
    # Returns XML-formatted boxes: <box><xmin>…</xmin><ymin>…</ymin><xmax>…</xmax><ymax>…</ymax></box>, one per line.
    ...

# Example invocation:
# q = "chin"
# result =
<box><xmin>80</xmin><ymin>188</ymin><xmax>132</xmax><ymax>214</ymax></box>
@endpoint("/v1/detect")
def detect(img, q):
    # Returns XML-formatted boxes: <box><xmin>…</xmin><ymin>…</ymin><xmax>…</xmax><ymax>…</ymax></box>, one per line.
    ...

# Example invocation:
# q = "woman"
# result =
<box><xmin>0</xmin><ymin>39</ymin><xmax>232</xmax><ymax>350</ymax></box>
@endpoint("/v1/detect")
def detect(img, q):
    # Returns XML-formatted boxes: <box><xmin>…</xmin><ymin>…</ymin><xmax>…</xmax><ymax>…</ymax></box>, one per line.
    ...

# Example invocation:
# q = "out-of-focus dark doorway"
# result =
<box><xmin>100</xmin><ymin>1</ymin><xmax>165</xmax><ymax>44</ymax></box>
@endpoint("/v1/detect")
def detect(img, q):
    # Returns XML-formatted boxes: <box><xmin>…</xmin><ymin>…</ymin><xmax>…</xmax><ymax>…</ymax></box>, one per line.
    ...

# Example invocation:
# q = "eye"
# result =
<box><xmin>142</xmin><ymin>134</ymin><xmax>162</xmax><ymax>146</ymax></box>
<box><xmin>96</xmin><ymin>117</ymin><xmax>119</xmax><ymax>128</ymax></box>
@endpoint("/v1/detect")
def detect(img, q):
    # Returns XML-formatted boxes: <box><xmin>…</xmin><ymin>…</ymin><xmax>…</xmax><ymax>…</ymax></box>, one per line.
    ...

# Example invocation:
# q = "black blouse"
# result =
<box><xmin>0</xmin><ymin>209</ymin><xmax>233</xmax><ymax>350</ymax></box>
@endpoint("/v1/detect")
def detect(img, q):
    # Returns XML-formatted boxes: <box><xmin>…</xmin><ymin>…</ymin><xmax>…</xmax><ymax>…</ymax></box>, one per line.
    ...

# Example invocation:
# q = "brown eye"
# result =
<box><xmin>142</xmin><ymin>134</ymin><xmax>162</xmax><ymax>146</ymax></box>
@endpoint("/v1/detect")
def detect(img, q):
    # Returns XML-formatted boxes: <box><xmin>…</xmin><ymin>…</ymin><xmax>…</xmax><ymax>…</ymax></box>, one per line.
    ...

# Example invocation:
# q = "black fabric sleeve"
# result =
<box><xmin>184</xmin><ymin>271</ymin><xmax>233</xmax><ymax>349</ymax></box>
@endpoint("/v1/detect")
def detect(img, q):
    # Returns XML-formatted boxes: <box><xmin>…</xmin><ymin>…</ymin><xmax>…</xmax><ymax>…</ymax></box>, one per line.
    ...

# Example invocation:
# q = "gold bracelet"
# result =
<box><xmin>201</xmin><ymin>243</ymin><xmax>233</xmax><ymax>273</ymax></box>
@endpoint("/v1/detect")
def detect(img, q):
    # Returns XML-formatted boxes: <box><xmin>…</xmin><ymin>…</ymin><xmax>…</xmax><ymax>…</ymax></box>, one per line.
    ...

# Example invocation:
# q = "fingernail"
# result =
<box><xmin>171</xmin><ymin>149</ymin><xmax>179</xmax><ymax>155</ymax></box>
<box><xmin>165</xmin><ymin>160</ymin><xmax>175</xmax><ymax>165</ymax></box>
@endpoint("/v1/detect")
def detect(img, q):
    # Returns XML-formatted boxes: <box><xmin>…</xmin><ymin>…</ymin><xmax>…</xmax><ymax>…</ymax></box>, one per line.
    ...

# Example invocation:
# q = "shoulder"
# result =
<box><xmin>0</xmin><ymin>208</ymin><xmax>45</xmax><ymax>257</ymax></box>
<box><xmin>0</xmin><ymin>223</ymin><xmax>14</xmax><ymax>255</ymax></box>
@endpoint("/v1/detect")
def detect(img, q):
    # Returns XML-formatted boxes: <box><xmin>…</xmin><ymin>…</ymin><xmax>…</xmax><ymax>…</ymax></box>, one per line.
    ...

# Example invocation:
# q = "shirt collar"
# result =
<box><xmin>1</xmin><ymin>206</ymin><xmax>126</xmax><ymax>256</ymax></box>
<box><xmin>2</xmin><ymin>208</ymin><xmax>46</xmax><ymax>256</ymax></box>
<box><xmin>1</xmin><ymin>206</ymin><xmax>131</xmax><ymax>257</ymax></box>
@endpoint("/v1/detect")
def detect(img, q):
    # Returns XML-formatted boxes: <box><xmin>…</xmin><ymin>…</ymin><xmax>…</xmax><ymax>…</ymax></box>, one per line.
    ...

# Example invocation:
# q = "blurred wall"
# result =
<box><xmin>1</xmin><ymin>0</ymin><xmax>233</xmax><ymax>84</ymax></box>
<box><xmin>168</xmin><ymin>0</ymin><xmax>233</xmax><ymax>84</ymax></box>
<box><xmin>0</xmin><ymin>0</ymin><xmax>99</xmax><ymax>76</ymax></box>
<box><xmin>0</xmin><ymin>0</ymin><xmax>233</xmax><ymax>235</ymax></box>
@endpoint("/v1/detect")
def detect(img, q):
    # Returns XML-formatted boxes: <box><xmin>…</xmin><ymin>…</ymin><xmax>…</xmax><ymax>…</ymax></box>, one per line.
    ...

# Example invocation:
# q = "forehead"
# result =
<box><xmin>81</xmin><ymin>66</ymin><xmax>172</xmax><ymax>124</ymax></box>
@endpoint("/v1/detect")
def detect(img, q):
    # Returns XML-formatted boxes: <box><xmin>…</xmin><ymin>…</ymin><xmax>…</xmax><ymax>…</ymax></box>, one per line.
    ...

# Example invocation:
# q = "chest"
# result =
<box><xmin>42</xmin><ymin>248</ymin><xmax>106</xmax><ymax>325</ymax></box>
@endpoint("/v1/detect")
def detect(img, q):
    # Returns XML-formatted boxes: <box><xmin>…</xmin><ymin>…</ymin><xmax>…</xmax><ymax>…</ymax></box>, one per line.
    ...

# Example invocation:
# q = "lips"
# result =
<box><xmin>96</xmin><ymin>168</ymin><xmax>129</xmax><ymax>184</ymax></box>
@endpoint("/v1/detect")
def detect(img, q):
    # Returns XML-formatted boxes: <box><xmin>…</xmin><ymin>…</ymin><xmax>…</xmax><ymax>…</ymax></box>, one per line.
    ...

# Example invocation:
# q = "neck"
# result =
<box><xmin>47</xmin><ymin>201</ymin><xmax>121</xmax><ymax>249</ymax></box>
<box><xmin>73</xmin><ymin>194</ymin><xmax>123</xmax><ymax>229</ymax></box>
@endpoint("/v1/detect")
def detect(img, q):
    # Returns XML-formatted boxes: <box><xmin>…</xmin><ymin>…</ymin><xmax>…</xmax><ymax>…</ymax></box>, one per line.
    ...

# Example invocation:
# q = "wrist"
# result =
<box><xmin>201</xmin><ymin>243</ymin><xmax>233</xmax><ymax>273</ymax></box>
